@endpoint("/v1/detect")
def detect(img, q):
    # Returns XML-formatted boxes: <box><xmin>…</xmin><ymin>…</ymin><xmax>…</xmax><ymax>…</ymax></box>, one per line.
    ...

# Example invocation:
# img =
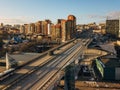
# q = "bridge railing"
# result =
<box><xmin>16</xmin><ymin>38</ymin><xmax>76</xmax><ymax>69</ymax></box>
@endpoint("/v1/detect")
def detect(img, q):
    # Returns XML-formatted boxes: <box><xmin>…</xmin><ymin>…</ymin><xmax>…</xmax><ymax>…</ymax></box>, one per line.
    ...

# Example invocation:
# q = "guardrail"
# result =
<box><xmin>17</xmin><ymin>38</ymin><xmax>76</xmax><ymax>69</ymax></box>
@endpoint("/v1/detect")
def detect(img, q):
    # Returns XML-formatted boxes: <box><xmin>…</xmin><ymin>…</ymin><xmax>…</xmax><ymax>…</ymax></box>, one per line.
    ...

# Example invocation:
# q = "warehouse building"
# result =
<box><xmin>94</xmin><ymin>57</ymin><xmax>120</xmax><ymax>80</ymax></box>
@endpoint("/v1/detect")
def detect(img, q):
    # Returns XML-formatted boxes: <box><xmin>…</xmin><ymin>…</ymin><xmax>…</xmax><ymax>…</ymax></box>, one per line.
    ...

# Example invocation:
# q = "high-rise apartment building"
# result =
<box><xmin>45</xmin><ymin>20</ymin><xmax>51</xmax><ymax>35</ymax></box>
<box><xmin>67</xmin><ymin>15</ymin><xmax>76</xmax><ymax>39</ymax></box>
<box><xmin>27</xmin><ymin>23</ymin><xmax>35</xmax><ymax>34</ymax></box>
<box><xmin>0</xmin><ymin>23</ymin><xmax>3</xmax><ymax>27</ymax></box>
<box><xmin>41</xmin><ymin>20</ymin><xmax>51</xmax><ymax>36</ymax></box>
<box><xmin>57</xmin><ymin>15</ymin><xmax>76</xmax><ymax>42</ymax></box>
<box><xmin>50</xmin><ymin>24</ymin><xmax>56</xmax><ymax>40</ymax></box>
<box><xmin>24</xmin><ymin>24</ymin><xmax>28</xmax><ymax>34</ymax></box>
<box><xmin>106</xmin><ymin>19</ymin><xmax>120</xmax><ymax>38</ymax></box>
<box><xmin>66</xmin><ymin>20</ymin><xmax>72</xmax><ymax>40</ymax></box>
<box><xmin>41</xmin><ymin>21</ymin><xmax>47</xmax><ymax>35</ymax></box>
<box><xmin>55</xmin><ymin>24</ymin><xmax>61</xmax><ymax>38</ymax></box>
<box><xmin>20</xmin><ymin>25</ymin><xmax>25</xmax><ymax>34</ymax></box>
<box><xmin>35</xmin><ymin>21</ymin><xmax>42</xmax><ymax>34</ymax></box>
<box><xmin>19</xmin><ymin>15</ymin><xmax>76</xmax><ymax>42</ymax></box>
<box><xmin>61</xmin><ymin>19</ymin><xmax>67</xmax><ymax>42</ymax></box>
<box><xmin>57</xmin><ymin>19</ymin><xmax>64</xmax><ymax>24</ymax></box>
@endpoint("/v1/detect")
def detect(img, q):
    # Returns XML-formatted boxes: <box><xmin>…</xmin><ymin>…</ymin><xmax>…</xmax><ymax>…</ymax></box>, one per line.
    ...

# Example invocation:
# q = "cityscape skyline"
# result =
<box><xmin>0</xmin><ymin>0</ymin><xmax>120</xmax><ymax>25</ymax></box>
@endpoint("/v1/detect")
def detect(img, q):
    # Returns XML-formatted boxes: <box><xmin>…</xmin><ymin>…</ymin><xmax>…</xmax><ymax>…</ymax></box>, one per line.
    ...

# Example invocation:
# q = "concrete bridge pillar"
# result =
<box><xmin>64</xmin><ymin>62</ymin><xmax>75</xmax><ymax>90</ymax></box>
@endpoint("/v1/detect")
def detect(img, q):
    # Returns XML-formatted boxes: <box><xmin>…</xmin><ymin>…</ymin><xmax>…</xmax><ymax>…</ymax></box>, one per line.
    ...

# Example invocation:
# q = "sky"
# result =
<box><xmin>0</xmin><ymin>0</ymin><xmax>120</xmax><ymax>25</ymax></box>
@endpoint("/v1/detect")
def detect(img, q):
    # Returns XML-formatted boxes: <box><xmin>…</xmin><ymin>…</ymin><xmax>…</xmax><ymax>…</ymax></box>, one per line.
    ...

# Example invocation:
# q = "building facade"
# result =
<box><xmin>50</xmin><ymin>24</ymin><xmax>56</xmax><ymax>40</ymax></box>
<box><xmin>18</xmin><ymin>15</ymin><xmax>76</xmax><ymax>42</ymax></box>
<box><xmin>20</xmin><ymin>25</ymin><xmax>25</xmax><ymax>34</ymax></box>
<box><xmin>55</xmin><ymin>24</ymin><xmax>61</xmax><ymax>38</ymax></box>
<box><xmin>41</xmin><ymin>20</ymin><xmax>51</xmax><ymax>36</ymax></box>
<box><xmin>94</xmin><ymin>58</ymin><xmax>120</xmax><ymax>80</ymax></box>
<box><xmin>106</xmin><ymin>20</ymin><xmax>120</xmax><ymax>38</ymax></box>
<box><xmin>35</xmin><ymin>21</ymin><xmax>42</xmax><ymax>34</ymax></box>
<box><xmin>61</xmin><ymin>20</ymin><xmax>67</xmax><ymax>42</ymax></box>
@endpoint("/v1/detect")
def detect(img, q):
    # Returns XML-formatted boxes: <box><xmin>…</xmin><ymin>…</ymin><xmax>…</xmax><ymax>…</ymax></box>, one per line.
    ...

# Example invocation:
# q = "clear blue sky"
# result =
<box><xmin>0</xmin><ymin>0</ymin><xmax>120</xmax><ymax>25</ymax></box>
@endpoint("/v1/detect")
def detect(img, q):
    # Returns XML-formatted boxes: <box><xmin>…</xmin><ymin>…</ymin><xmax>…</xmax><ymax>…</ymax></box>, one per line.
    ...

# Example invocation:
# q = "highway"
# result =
<box><xmin>0</xmin><ymin>38</ymin><xmax>92</xmax><ymax>90</ymax></box>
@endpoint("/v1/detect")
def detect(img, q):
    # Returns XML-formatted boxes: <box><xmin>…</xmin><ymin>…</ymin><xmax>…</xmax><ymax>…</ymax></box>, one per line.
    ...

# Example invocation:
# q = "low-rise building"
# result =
<box><xmin>94</xmin><ymin>57</ymin><xmax>120</xmax><ymax>80</ymax></box>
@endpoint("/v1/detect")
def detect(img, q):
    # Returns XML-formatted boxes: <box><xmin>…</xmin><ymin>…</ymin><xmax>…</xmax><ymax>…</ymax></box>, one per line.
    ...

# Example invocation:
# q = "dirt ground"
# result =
<box><xmin>75</xmin><ymin>80</ymin><xmax>120</xmax><ymax>90</ymax></box>
<box><xmin>58</xmin><ymin>80</ymin><xmax>120</xmax><ymax>90</ymax></box>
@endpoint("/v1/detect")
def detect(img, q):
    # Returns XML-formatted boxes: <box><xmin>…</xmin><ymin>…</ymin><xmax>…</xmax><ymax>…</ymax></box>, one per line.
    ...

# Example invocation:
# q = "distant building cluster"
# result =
<box><xmin>76</xmin><ymin>22</ymin><xmax>106</xmax><ymax>34</ymax></box>
<box><xmin>0</xmin><ymin>15</ymin><xmax>76</xmax><ymax>42</ymax></box>
<box><xmin>76</xmin><ymin>22</ymin><xmax>106</xmax><ymax>31</ymax></box>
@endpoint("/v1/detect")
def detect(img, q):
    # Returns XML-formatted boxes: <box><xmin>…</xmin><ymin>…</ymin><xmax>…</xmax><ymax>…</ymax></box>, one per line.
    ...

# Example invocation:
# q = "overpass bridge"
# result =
<box><xmin>0</xmin><ymin>38</ymin><xmax>92</xmax><ymax>90</ymax></box>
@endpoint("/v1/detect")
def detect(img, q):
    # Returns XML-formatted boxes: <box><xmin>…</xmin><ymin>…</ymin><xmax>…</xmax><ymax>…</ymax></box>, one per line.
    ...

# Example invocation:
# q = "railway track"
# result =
<box><xmin>28</xmin><ymin>42</ymin><xmax>81</xmax><ymax>90</ymax></box>
<box><xmin>6</xmin><ymin>39</ymin><xmax>88</xmax><ymax>90</ymax></box>
<box><xmin>0</xmin><ymin>39</ymin><xmax>76</xmax><ymax>90</ymax></box>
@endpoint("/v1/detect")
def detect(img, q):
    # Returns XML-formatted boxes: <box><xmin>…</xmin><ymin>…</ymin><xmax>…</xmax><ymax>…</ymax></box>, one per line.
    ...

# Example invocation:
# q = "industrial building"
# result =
<box><xmin>94</xmin><ymin>58</ymin><xmax>120</xmax><ymax>80</ymax></box>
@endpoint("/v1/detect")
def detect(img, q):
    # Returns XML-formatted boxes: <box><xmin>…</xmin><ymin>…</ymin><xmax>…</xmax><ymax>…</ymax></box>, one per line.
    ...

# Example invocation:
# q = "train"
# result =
<box><xmin>0</xmin><ymin>68</ymin><xmax>15</xmax><ymax>81</ymax></box>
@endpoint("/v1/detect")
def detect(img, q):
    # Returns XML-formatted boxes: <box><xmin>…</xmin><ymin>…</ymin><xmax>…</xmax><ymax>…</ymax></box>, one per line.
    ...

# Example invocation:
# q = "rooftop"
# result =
<box><xmin>101</xmin><ymin>58</ymin><xmax>120</xmax><ymax>67</ymax></box>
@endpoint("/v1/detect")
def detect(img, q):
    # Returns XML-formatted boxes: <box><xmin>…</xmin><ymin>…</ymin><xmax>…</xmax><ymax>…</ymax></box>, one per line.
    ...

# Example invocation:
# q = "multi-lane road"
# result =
<box><xmin>0</xmin><ymin>38</ymin><xmax>92</xmax><ymax>90</ymax></box>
